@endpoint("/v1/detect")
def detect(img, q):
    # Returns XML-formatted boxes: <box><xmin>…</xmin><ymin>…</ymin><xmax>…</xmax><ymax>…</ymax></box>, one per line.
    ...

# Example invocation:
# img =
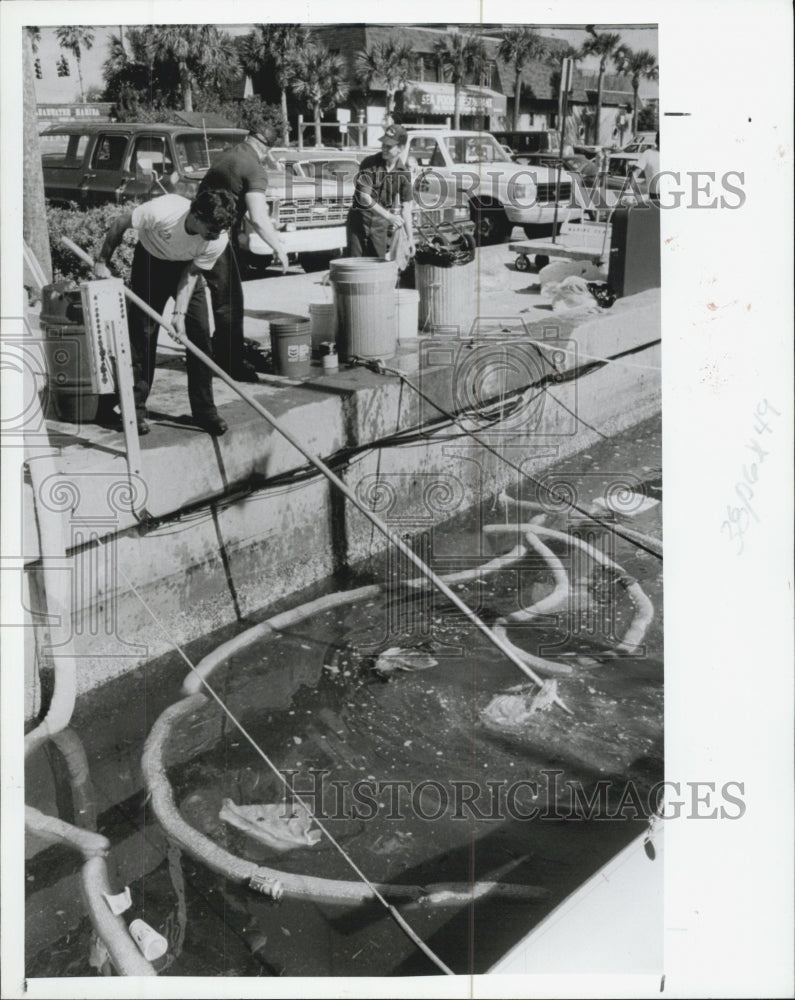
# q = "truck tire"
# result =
<box><xmin>470</xmin><ymin>201</ymin><xmax>511</xmax><ymax>246</ymax></box>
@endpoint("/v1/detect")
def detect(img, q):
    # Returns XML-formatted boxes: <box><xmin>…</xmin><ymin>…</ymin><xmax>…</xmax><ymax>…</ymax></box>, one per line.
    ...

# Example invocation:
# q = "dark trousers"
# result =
<box><xmin>128</xmin><ymin>244</ymin><xmax>216</xmax><ymax>419</ymax></box>
<box><xmin>201</xmin><ymin>240</ymin><xmax>245</xmax><ymax>374</ymax></box>
<box><xmin>346</xmin><ymin>211</ymin><xmax>391</xmax><ymax>259</ymax></box>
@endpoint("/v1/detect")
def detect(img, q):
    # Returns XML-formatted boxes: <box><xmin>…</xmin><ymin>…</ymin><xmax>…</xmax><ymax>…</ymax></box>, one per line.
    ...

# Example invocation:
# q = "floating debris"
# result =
<box><xmin>373</xmin><ymin>647</ymin><xmax>438</xmax><ymax>677</ymax></box>
<box><xmin>219</xmin><ymin>799</ymin><xmax>321</xmax><ymax>853</ymax></box>
<box><xmin>481</xmin><ymin>680</ymin><xmax>559</xmax><ymax>728</ymax></box>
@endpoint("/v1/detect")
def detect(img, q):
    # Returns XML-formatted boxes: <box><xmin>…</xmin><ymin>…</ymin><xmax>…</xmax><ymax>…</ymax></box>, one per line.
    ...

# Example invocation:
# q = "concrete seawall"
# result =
<box><xmin>23</xmin><ymin>288</ymin><xmax>660</xmax><ymax>718</ymax></box>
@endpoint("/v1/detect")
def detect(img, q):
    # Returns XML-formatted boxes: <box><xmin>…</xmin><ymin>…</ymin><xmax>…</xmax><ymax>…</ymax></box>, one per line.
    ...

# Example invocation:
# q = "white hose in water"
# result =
<box><xmin>141</xmin><ymin>538</ymin><xmax>575</xmax><ymax>908</ymax></box>
<box><xmin>484</xmin><ymin>523</ymin><xmax>655</xmax><ymax>655</ymax></box>
<box><xmin>490</xmin><ymin>530</ymin><xmax>577</xmax><ymax>678</ymax></box>
<box><xmin>26</xmin><ymin>777</ymin><xmax>156</xmax><ymax>976</ymax></box>
<box><xmin>501</xmin><ymin>532</ymin><xmax>570</xmax><ymax>623</ymax></box>
<box><xmin>142</xmin><ymin>695</ymin><xmax>550</xmax><ymax>907</ymax></box>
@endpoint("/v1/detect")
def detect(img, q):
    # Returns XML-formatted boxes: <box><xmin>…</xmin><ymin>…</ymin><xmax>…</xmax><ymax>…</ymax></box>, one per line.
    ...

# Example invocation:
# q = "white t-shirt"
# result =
<box><xmin>635</xmin><ymin>148</ymin><xmax>660</xmax><ymax>197</ymax></box>
<box><xmin>130</xmin><ymin>194</ymin><xmax>228</xmax><ymax>270</ymax></box>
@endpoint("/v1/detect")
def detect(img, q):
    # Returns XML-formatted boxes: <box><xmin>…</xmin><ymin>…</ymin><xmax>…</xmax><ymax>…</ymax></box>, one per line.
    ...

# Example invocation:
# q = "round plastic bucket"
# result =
<box><xmin>329</xmin><ymin>258</ymin><xmax>398</xmax><ymax>361</ymax></box>
<box><xmin>308</xmin><ymin>302</ymin><xmax>338</xmax><ymax>353</ymax></box>
<box><xmin>269</xmin><ymin>318</ymin><xmax>312</xmax><ymax>377</ymax></box>
<box><xmin>40</xmin><ymin>283</ymin><xmax>100</xmax><ymax>421</ymax></box>
<box><xmin>395</xmin><ymin>288</ymin><xmax>420</xmax><ymax>344</ymax></box>
<box><xmin>416</xmin><ymin>259</ymin><xmax>477</xmax><ymax>336</ymax></box>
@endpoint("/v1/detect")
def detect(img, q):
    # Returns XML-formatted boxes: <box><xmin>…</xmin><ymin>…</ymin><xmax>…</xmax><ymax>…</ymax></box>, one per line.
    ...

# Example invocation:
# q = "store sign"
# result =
<box><xmin>37</xmin><ymin>103</ymin><xmax>114</xmax><ymax>131</ymax></box>
<box><xmin>404</xmin><ymin>83</ymin><xmax>506</xmax><ymax>116</ymax></box>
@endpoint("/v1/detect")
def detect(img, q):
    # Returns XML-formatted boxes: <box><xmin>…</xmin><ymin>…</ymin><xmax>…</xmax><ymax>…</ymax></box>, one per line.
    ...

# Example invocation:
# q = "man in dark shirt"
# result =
<box><xmin>198</xmin><ymin>128</ymin><xmax>289</xmax><ymax>382</ymax></box>
<box><xmin>346</xmin><ymin>124</ymin><xmax>415</xmax><ymax>259</ymax></box>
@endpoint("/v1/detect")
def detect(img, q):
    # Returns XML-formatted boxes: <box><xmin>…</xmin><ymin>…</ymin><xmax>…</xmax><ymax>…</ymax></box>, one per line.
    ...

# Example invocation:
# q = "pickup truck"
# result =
<box><xmin>401</xmin><ymin>128</ymin><xmax>580</xmax><ymax>244</ymax></box>
<box><xmin>240</xmin><ymin>147</ymin><xmax>474</xmax><ymax>271</ymax></box>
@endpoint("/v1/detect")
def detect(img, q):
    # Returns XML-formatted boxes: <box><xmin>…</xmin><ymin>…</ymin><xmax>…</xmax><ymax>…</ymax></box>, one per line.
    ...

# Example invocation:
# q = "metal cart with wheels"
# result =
<box><xmin>510</xmin><ymin>220</ymin><xmax>612</xmax><ymax>273</ymax></box>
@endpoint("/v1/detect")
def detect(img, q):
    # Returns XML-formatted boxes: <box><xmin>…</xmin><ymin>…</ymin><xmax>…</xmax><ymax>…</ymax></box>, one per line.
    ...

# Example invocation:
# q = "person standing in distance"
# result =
<box><xmin>632</xmin><ymin>131</ymin><xmax>660</xmax><ymax>202</ymax></box>
<box><xmin>94</xmin><ymin>189</ymin><xmax>238</xmax><ymax>436</ymax></box>
<box><xmin>198</xmin><ymin>128</ymin><xmax>290</xmax><ymax>382</ymax></box>
<box><xmin>346</xmin><ymin>123</ymin><xmax>415</xmax><ymax>259</ymax></box>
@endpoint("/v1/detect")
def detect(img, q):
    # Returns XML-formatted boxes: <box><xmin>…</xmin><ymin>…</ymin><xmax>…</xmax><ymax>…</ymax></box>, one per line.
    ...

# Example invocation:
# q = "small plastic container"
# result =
<box><xmin>319</xmin><ymin>341</ymin><xmax>338</xmax><ymax>372</ymax></box>
<box><xmin>129</xmin><ymin>918</ymin><xmax>168</xmax><ymax>962</ymax></box>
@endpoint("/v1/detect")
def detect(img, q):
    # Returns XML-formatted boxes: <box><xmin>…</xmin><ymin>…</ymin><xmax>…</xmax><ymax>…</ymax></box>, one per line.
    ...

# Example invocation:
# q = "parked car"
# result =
<box><xmin>490</xmin><ymin>129</ymin><xmax>562</xmax><ymax>164</ymax></box>
<box><xmin>40</xmin><ymin>123</ymin><xmax>356</xmax><ymax>274</ymax></box>
<box><xmin>619</xmin><ymin>132</ymin><xmax>657</xmax><ymax>154</ymax></box>
<box><xmin>516</xmin><ymin>152</ymin><xmax>593</xmax><ymax>173</ymax></box>
<box><xmin>401</xmin><ymin>127</ymin><xmax>579</xmax><ymax>243</ymax></box>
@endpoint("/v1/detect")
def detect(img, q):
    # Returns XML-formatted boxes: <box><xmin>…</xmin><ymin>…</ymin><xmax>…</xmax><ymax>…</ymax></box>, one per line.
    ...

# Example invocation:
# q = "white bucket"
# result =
<box><xmin>395</xmin><ymin>289</ymin><xmax>420</xmax><ymax>344</ymax></box>
<box><xmin>308</xmin><ymin>302</ymin><xmax>338</xmax><ymax>352</ymax></box>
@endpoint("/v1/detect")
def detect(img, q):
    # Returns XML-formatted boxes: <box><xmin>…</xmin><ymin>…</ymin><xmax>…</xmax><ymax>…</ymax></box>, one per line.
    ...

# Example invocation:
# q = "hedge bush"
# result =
<box><xmin>47</xmin><ymin>201</ymin><xmax>140</xmax><ymax>286</ymax></box>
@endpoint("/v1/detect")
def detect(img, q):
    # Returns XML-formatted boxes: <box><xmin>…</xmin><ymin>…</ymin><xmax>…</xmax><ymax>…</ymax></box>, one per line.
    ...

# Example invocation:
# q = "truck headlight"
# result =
<box><xmin>512</xmin><ymin>183</ymin><xmax>533</xmax><ymax>201</ymax></box>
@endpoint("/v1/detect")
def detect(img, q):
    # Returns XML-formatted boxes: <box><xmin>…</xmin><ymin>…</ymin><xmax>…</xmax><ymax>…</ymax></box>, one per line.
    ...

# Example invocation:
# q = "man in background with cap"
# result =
<box><xmin>198</xmin><ymin>128</ymin><xmax>290</xmax><ymax>382</ymax></box>
<box><xmin>346</xmin><ymin>123</ymin><xmax>415</xmax><ymax>260</ymax></box>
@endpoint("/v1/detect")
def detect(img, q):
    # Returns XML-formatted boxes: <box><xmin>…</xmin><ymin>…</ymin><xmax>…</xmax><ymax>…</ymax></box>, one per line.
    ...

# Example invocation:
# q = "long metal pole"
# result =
<box><xmin>552</xmin><ymin>58</ymin><xmax>571</xmax><ymax>246</ymax></box>
<box><xmin>62</xmin><ymin>237</ymin><xmax>572</xmax><ymax>714</ymax></box>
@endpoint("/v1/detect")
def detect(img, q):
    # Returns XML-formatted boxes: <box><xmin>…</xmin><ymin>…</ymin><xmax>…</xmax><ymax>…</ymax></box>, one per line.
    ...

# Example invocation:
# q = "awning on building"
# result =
<box><xmin>403</xmin><ymin>81</ymin><xmax>507</xmax><ymax>117</ymax></box>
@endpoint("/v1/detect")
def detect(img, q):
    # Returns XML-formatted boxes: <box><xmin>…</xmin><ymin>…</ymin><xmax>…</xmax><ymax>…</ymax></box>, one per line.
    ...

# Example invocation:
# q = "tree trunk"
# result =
<box><xmin>514</xmin><ymin>69</ymin><xmax>522</xmax><ymax>130</ymax></box>
<box><xmin>314</xmin><ymin>102</ymin><xmax>322</xmax><ymax>147</ymax></box>
<box><xmin>23</xmin><ymin>39</ymin><xmax>52</xmax><ymax>285</ymax></box>
<box><xmin>632</xmin><ymin>86</ymin><xmax>639</xmax><ymax>136</ymax></box>
<box><xmin>453</xmin><ymin>82</ymin><xmax>460</xmax><ymax>129</ymax></box>
<box><xmin>180</xmin><ymin>63</ymin><xmax>193</xmax><ymax>112</ymax></box>
<box><xmin>76</xmin><ymin>57</ymin><xmax>85</xmax><ymax>102</ymax></box>
<box><xmin>281</xmin><ymin>88</ymin><xmax>289</xmax><ymax>145</ymax></box>
<box><xmin>385</xmin><ymin>91</ymin><xmax>393</xmax><ymax>124</ymax></box>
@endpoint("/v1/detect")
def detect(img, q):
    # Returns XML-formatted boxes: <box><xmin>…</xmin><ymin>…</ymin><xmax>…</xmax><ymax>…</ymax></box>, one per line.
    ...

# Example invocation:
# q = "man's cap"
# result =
<box><xmin>379</xmin><ymin>124</ymin><xmax>408</xmax><ymax>147</ymax></box>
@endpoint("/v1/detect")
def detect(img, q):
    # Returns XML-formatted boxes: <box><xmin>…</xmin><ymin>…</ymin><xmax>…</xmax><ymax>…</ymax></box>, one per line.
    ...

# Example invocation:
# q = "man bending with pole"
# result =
<box><xmin>94</xmin><ymin>188</ymin><xmax>238</xmax><ymax>436</ymax></box>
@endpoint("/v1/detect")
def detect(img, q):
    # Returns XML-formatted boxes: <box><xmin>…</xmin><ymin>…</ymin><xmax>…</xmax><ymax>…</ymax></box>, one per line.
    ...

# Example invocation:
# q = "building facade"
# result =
<box><xmin>305</xmin><ymin>25</ymin><xmax>647</xmax><ymax>148</ymax></box>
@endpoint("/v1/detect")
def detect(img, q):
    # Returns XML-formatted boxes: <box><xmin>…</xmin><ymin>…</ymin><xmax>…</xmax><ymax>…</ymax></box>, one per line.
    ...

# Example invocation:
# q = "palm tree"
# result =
<box><xmin>55</xmin><ymin>26</ymin><xmax>95</xmax><ymax>102</ymax></box>
<box><xmin>498</xmin><ymin>27</ymin><xmax>546</xmax><ymax>130</ymax></box>
<box><xmin>433</xmin><ymin>32</ymin><xmax>480</xmax><ymax>130</ymax></box>
<box><xmin>355</xmin><ymin>38</ymin><xmax>414</xmax><ymax>125</ymax></box>
<box><xmin>612</xmin><ymin>45</ymin><xmax>659</xmax><ymax>136</ymax></box>
<box><xmin>242</xmin><ymin>24</ymin><xmax>311</xmax><ymax>145</ymax></box>
<box><xmin>290</xmin><ymin>44</ymin><xmax>349</xmax><ymax>147</ymax></box>
<box><xmin>147</xmin><ymin>25</ymin><xmax>232</xmax><ymax>113</ymax></box>
<box><xmin>580</xmin><ymin>29</ymin><xmax>623</xmax><ymax>145</ymax></box>
<box><xmin>197</xmin><ymin>28</ymin><xmax>240</xmax><ymax>100</ymax></box>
